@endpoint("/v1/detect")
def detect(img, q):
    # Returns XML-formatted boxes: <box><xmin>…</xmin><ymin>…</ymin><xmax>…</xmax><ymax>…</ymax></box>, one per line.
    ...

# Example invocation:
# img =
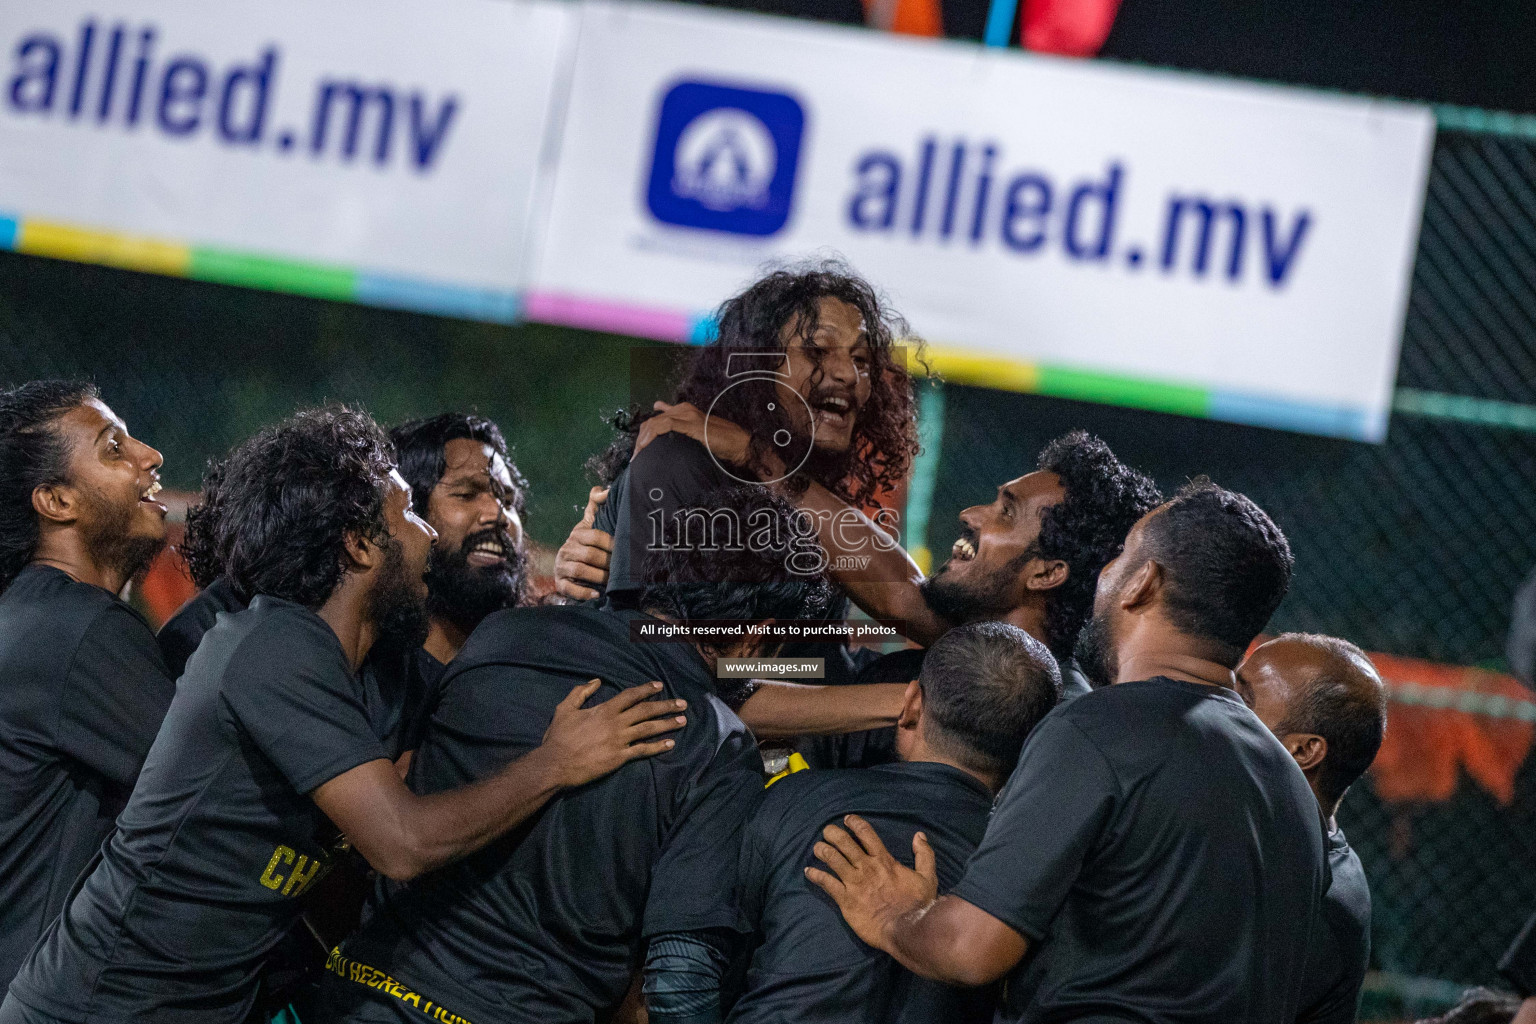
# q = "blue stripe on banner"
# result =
<box><xmin>0</xmin><ymin>215</ymin><xmax>18</xmax><ymax>250</ymax></box>
<box><xmin>353</xmin><ymin>274</ymin><xmax>521</xmax><ymax>323</ymax></box>
<box><xmin>688</xmin><ymin>312</ymin><xmax>720</xmax><ymax>344</ymax></box>
<box><xmin>983</xmin><ymin>0</ymin><xmax>1017</xmax><ymax>47</ymax></box>
<box><xmin>1208</xmin><ymin>391</ymin><xmax>1381</xmax><ymax>442</ymax></box>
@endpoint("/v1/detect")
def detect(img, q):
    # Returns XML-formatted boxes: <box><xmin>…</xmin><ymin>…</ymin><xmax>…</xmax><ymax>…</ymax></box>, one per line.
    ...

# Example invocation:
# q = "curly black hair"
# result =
<box><xmin>1140</xmin><ymin>477</ymin><xmax>1294</xmax><ymax>666</ymax></box>
<box><xmin>178</xmin><ymin>456</ymin><xmax>228</xmax><ymax>589</ymax></box>
<box><xmin>389</xmin><ymin>412</ymin><xmax>527</xmax><ymax>521</ymax></box>
<box><xmin>217</xmin><ymin>405</ymin><xmax>397</xmax><ymax>608</ymax></box>
<box><xmin>639</xmin><ymin>484</ymin><xmax>838</xmax><ymax>633</ymax></box>
<box><xmin>0</xmin><ymin>380</ymin><xmax>100</xmax><ymax>593</ymax></box>
<box><xmin>590</xmin><ymin>260</ymin><xmax>925</xmax><ymax>507</ymax></box>
<box><xmin>1033</xmin><ymin>431</ymin><xmax>1162</xmax><ymax>659</ymax></box>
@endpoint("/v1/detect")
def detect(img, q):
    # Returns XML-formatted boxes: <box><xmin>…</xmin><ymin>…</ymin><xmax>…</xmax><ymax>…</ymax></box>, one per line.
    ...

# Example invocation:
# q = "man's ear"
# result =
<box><xmin>1283</xmin><ymin>733</ymin><xmax>1328</xmax><ymax>774</ymax></box>
<box><xmin>1120</xmin><ymin>559</ymin><xmax>1162</xmax><ymax>612</ymax></box>
<box><xmin>896</xmin><ymin>678</ymin><xmax>923</xmax><ymax>732</ymax></box>
<box><xmin>31</xmin><ymin>482</ymin><xmax>80</xmax><ymax>527</ymax></box>
<box><xmin>342</xmin><ymin>529</ymin><xmax>381</xmax><ymax>573</ymax></box>
<box><xmin>1024</xmin><ymin>558</ymin><xmax>1069</xmax><ymax>594</ymax></box>
<box><xmin>740</xmin><ymin>618</ymin><xmax>777</xmax><ymax>659</ymax></box>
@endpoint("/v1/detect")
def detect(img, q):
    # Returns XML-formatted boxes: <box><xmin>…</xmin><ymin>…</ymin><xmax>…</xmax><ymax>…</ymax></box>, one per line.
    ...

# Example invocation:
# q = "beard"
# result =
<box><xmin>368</xmin><ymin>537</ymin><xmax>431</xmax><ymax>656</ymax></box>
<box><xmin>425</xmin><ymin>528</ymin><xmax>526</xmax><ymax>636</ymax></box>
<box><xmin>77</xmin><ymin>486</ymin><xmax>166</xmax><ymax>584</ymax></box>
<box><xmin>919</xmin><ymin>547</ymin><xmax>1031</xmax><ymax>625</ymax></box>
<box><xmin>1073</xmin><ymin>611</ymin><xmax>1117</xmax><ymax>690</ymax></box>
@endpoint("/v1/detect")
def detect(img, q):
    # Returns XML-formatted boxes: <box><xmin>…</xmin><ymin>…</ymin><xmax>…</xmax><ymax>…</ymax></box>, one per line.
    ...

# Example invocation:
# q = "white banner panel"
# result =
<box><xmin>532</xmin><ymin>1</ymin><xmax>1435</xmax><ymax>440</ymax></box>
<box><xmin>0</xmin><ymin>0</ymin><xmax>573</xmax><ymax>314</ymax></box>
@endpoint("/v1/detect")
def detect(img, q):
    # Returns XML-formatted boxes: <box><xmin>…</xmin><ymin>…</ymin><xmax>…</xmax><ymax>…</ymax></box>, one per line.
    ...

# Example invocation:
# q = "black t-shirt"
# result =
<box><xmin>594</xmin><ymin>432</ymin><xmax>734</xmax><ymax>603</ymax></box>
<box><xmin>952</xmin><ymin>677</ymin><xmax>1328</xmax><ymax>1024</ymax></box>
<box><xmin>319</xmin><ymin>605</ymin><xmax>764</xmax><ymax>1024</ymax></box>
<box><xmin>729</xmin><ymin>761</ymin><xmax>996</xmax><ymax>1024</ymax></box>
<box><xmin>1296</xmin><ymin>826</ymin><xmax>1371</xmax><ymax>1024</ymax></box>
<box><xmin>795</xmin><ymin>649</ymin><xmax>1091</xmax><ymax>771</ymax></box>
<box><xmin>8</xmin><ymin>597</ymin><xmax>391</xmax><ymax>1024</ymax></box>
<box><xmin>157</xmin><ymin>575</ymin><xmax>246</xmax><ymax>679</ymax></box>
<box><xmin>156</xmin><ymin>581</ymin><xmax>440</xmax><ymax>761</ymax></box>
<box><xmin>0</xmin><ymin>565</ymin><xmax>175</xmax><ymax>989</ymax></box>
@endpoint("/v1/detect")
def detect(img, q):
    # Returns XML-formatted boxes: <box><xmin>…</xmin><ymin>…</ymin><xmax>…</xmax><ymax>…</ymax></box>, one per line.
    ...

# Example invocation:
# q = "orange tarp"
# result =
<box><xmin>1366</xmin><ymin>651</ymin><xmax>1534</xmax><ymax>806</ymax></box>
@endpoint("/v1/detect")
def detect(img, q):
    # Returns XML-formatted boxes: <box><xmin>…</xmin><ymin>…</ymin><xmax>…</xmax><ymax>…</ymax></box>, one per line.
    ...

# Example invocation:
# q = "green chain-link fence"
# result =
<box><xmin>1</xmin><ymin>115</ymin><xmax>1533</xmax><ymax>1022</ymax></box>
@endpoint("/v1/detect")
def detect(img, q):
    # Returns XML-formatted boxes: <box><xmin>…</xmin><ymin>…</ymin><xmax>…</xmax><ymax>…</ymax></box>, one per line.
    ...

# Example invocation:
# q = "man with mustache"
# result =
<box><xmin>578</xmin><ymin>426</ymin><xmax>1160</xmax><ymax>766</ymax></box>
<box><xmin>159</xmin><ymin>413</ymin><xmax>530</xmax><ymax>767</ymax></box>
<box><xmin>162</xmin><ymin>412</ymin><xmax>527</xmax><ymax>668</ymax></box>
<box><xmin>1234</xmin><ymin>633</ymin><xmax>1388</xmax><ymax>1024</ymax></box>
<box><xmin>806</xmin><ymin>481</ymin><xmax>1327</xmax><ymax>1024</ymax></box>
<box><xmin>316</xmin><ymin>486</ymin><xmax>835</xmax><ymax>1024</ymax></box>
<box><xmin>0</xmin><ymin>381</ymin><xmax>177</xmax><ymax>990</ymax></box>
<box><xmin>1</xmin><ymin>408</ymin><xmax>684</xmax><ymax>1024</ymax></box>
<box><xmin>389</xmin><ymin>413</ymin><xmax>528</xmax><ymax>665</ymax></box>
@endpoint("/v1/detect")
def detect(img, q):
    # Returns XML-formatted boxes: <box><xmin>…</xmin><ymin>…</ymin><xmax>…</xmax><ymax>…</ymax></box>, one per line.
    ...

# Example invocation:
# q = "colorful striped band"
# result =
<box><xmin>7</xmin><ymin>211</ymin><xmax>1533</xmax><ymax>441</ymax></box>
<box><xmin>0</xmin><ymin>213</ymin><xmax>521</xmax><ymax>324</ymax></box>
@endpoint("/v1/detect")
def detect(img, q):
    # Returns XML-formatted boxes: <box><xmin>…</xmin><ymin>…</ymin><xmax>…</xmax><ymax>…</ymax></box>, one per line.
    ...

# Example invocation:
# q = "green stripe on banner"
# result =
<box><xmin>1393</xmin><ymin>388</ymin><xmax>1536</xmax><ymax>433</ymax></box>
<box><xmin>188</xmin><ymin>249</ymin><xmax>356</xmax><ymax>302</ymax></box>
<box><xmin>1036</xmin><ymin>366</ymin><xmax>1210</xmax><ymax>418</ymax></box>
<box><xmin>1433</xmin><ymin>104</ymin><xmax>1536</xmax><ymax>141</ymax></box>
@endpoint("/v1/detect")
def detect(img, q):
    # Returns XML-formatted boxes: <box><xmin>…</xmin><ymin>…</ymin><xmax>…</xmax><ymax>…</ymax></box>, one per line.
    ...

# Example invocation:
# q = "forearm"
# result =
<box><xmin>788</xmin><ymin>480</ymin><xmax>950</xmax><ymax>646</ymax></box>
<box><xmin>372</xmin><ymin>746</ymin><xmax>566</xmax><ymax>880</ymax></box>
<box><xmin>880</xmin><ymin>895</ymin><xmax>1024</xmax><ymax>988</ymax></box>
<box><xmin>738</xmin><ymin>682</ymin><xmax>906</xmax><ymax>740</ymax></box>
<box><xmin>1514</xmin><ymin>998</ymin><xmax>1536</xmax><ymax>1024</ymax></box>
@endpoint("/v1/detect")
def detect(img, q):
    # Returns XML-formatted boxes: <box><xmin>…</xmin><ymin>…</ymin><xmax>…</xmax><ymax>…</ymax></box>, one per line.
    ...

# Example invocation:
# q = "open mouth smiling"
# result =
<box><xmin>140</xmin><ymin>479</ymin><xmax>166</xmax><ymax>513</ymax></box>
<box><xmin>465</xmin><ymin>536</ymin><xmax>508</xmax><ymax>568</ymax></box>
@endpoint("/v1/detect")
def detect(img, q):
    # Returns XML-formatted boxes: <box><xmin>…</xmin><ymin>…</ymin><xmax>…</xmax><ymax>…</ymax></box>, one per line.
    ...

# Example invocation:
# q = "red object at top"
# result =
<box><xmin>1021</xmin><ymin>0</ymin><xmax>1122</xmax><ymax>56</ymax></box>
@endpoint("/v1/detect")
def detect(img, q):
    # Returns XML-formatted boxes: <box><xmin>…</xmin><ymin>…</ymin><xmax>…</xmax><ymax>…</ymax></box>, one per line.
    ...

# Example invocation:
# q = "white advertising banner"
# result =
<box><xmin>531</xmin><ymin>1</ymin><xmax>1435</xmax><ymax>440</ymax></box>
<box><xmin>0</xmin><ymin>0</ymin><xmax>573</xmax><ymax>316</ymax></box>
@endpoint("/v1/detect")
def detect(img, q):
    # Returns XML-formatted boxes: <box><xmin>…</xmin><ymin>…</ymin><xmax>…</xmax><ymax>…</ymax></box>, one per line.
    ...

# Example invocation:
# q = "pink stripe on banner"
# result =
<box><xmin>522</xmin><ymin>291</ymin><xmax>695</xmax><ymax>343</ymax></box>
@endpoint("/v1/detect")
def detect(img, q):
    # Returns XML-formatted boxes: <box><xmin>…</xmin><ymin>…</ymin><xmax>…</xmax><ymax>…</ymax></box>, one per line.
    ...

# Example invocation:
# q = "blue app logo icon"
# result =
<box><xmin>646</xmin><ymin>79</ymin><xmax>806</xmax><ymax>237</ymax></box>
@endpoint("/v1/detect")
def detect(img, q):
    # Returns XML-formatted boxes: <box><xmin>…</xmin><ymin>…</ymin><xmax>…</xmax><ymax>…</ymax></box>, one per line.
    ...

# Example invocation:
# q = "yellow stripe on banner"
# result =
<box><xmin>922</xmin><ymin>346</ymin><xmax>1043</xmax><ymax>394</ymax></box>
<box><xmin>17</xmin><ymin>220</ymin><xmax>190</xmax><ymax>277</ymax></box>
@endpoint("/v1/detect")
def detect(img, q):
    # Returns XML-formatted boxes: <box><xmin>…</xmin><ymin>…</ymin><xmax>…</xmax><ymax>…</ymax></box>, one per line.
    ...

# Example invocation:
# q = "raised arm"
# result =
<box><xmin>312</xmin><ymin>680</ymin><xmax>685</xmax><ymax>881</ymax></box>
<box><xmin>805</xmin><ymin>815</ymin><xmax>1028</xmax><ymax>987</ymax></box>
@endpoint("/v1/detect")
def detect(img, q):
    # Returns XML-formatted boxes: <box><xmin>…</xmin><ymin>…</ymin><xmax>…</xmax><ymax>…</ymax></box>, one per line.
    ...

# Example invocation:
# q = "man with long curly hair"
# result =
<box><xmin>561</xmin><ymin>261</ymin><xmax>922</xmax><ymax>607</ymax></box>
<box><xmin>1</xmin><ymin>407</ymin><xmax>687</xmax><ymax>1024</ymax></box>
<box><xmin>0</xmin><ymin>381</ymin><xmax>175</xmax><ymax>991</ymax></box>
<box><xmin>556</xmin><ymin>263</ymin><xmax>926</xmax><ymax>747</ymax></box>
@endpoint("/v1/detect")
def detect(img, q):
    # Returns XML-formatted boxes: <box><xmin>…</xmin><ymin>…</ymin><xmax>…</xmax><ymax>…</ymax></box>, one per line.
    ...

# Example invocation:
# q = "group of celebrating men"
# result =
<box><xmin>0</xmin><ymin>261</ymin><xmax>1514</xmax><ymax>1024</ymax></box>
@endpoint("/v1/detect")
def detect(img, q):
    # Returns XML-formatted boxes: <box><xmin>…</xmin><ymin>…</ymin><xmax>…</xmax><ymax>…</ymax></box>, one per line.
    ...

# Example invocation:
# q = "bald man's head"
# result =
<box><xmin>1235</xmin><ymin>633</ymin><xmax>1388</xmax><ymax>812</ymax></box>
